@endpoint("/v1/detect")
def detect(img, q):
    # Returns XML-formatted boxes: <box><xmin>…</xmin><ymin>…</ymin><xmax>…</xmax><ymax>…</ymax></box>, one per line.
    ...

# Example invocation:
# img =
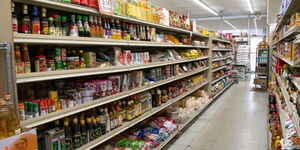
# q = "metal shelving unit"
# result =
<box><xmin>212</xmin><ymin>81</ymin><xmax>234</xmax><ymax>99</ymax></box>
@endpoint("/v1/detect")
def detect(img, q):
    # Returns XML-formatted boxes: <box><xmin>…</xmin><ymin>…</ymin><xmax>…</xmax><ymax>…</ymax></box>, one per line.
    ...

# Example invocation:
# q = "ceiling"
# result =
<box><xmin>151</xmin><ymin>0</ymin><xmax>268</xmax><ymax>31</ymax></box>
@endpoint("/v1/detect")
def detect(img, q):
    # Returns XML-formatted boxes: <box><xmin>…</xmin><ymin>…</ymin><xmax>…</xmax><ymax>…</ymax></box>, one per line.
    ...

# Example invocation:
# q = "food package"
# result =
<box><xmin>124</xmin><ymin>50</ymin><xmax>132</xmax><ymax>65</ymax></box>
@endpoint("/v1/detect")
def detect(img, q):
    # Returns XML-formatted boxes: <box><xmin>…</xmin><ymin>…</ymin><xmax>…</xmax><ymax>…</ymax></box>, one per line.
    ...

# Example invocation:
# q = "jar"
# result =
<box><xmin>34</xmin><ymin>55</ymin><xmax>47</xmax><ymax>72</ymax></box>
<box><xmin>46</xmin><ymin>59</ymin><xmax>55</xmax><ymax>71</ymax></box>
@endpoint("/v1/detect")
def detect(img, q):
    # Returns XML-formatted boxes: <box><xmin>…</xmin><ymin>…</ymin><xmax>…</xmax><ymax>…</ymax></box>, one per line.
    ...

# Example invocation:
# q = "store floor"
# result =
<box><xmin>167</xmin><ymin>80</ymin><xmax>268</xmax><ymax>150</ymax></box>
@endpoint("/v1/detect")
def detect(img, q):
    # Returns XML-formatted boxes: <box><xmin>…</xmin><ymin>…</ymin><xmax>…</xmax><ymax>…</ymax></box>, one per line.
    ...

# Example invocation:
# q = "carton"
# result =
<box><xmin>0</xmin><ymin>128</ymin><xmax>37</xmax><ymax>150</ymax></box>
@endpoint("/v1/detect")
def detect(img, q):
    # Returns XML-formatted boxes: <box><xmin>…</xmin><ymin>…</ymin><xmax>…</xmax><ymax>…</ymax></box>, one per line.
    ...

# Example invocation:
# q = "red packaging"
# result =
<box><xmin>88</xmin><ymin>0</ymin><xmax>95</xmax><ymax>8</ymax></box>
<box><xmin>80</xmin><ymin>0</ymin><xmax>88</xmax><ymax>6</ymax></box>
<box><xmin>72</xmin><ymin>0</ymin><xmax>80</xmax><ymax>4</ymax></box>
<box><xmin>94</xmin><ymin>0</ymin><xmax>98</xmax><ymax>8</ymax></box>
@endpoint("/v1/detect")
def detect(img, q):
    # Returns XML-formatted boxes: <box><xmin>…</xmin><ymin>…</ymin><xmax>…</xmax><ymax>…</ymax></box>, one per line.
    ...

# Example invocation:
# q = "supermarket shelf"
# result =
<box><xmin>274</xmin><ymin>0</ymin><xmax>300</xmax><ymax>33</ymax></box>
<box><xmin>295</xmin><ymin>38</ymin><xmax>300</xmax><ymax>44</ymax></box>
<box><xmin>257</xmin><ymin>48</ymin><xmax>268</xmax><ymax>51</ymax></box>
<box><xmin>157</xmin><ymin>98</ymin><xmax>214</xmax><ymax>149</ymax></box>
<box><xmin>20</xmin><ymin>67</ymin><xmax>209</xmax><ymax>128</ymax></box>
<box><xmin>212</xmin><ymin>57</ymin><xmax>227</xmax><ymax>62</ymax></box>
<box><xmin>275</xmin><ymin>73</ymin><xmax>300</xmax><ymax>136</ymax></box>
<box><xmin>274</xmin><ymin>26</ymin><xmax>300</xmax><ymax>44</ymax></box>
<box><xmin>212</xmin><ymin>48</ymin><xmax>232</xmax><ymax>51</ymax></box>
<box><xmin>212</xmin><ymin>38</ymin><xmax>231</xmax><ymax>44</ymax></box>
<box><xmin>272</xmin><ymin>91</ymin><xmax>287</xmax><ymax>136</ymax></box>
<box><xmin>292</xmin><ymin>78</ymin><xmax>300</xmax><ymax>91</ymax></box>
<box><xmin>77</xmin><ymin>81</ymin><xmax>209</xmax><ymax>150</ymax></box>
<box><xmin>226</xmin><ymin>61</ymin><xmax>233</xmax><ymax>65</ymax></box>
<box><xmin>212</xmin><ymin>75</ymin><xmax>227</xmax><ymax>84</ymax></box>
<box><xmin>274</xmin><ymin>53</ymin><xmax>300</xmax><ymax>67</ymax></box>
<box><xmin>16</xmin><ymin>56</ymin><xmax>209</xmax><ymax>83</ymax></box>
<box><xmin>192</xmin><ymin>32</ymin><xmax>210</xmax><ymax>38</ymax></box>
<box><xmin>212</xmin><ymin>66</ymin><xmax>227</xmax><ymax>73</ymax></box>
<box><xmin>213</xmin><ymin>81</ymin><xmax>234</xmax><ymax>99</ymax></box>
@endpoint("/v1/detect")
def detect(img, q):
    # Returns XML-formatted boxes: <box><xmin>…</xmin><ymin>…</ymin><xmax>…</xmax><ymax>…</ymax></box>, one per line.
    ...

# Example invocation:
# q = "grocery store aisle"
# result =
<box><xmin>167</xmin><ymin>81</ymin><xmax>268</xmax><ymax>150</ymax></box>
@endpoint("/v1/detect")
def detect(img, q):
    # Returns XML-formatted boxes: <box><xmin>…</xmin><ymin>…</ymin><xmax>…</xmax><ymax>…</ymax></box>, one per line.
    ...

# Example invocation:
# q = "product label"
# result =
<box><xmin>32</xmin><ymin>22</ymin><xmax>40</xmax><ymax>34</ymax></box>
<box><xmin>99</xmin><ymin>0</ymin><xmax>113</xmax><ymax>15</ymax></box>
<box><xmin>49</xmin><ymin>26</ymin><xmax>55</xmax><ymax>35</ymax></box>
<box><xmin>81</xmin><ymin>133</ymin><xmax>88</xmax><ymax>144</ymax></box>
<box><xmin>12</xmin><ymin>18</ymin><xmax>18</xmax><ymax>32</ymax></box>
<box><xmin>24</xmin><ymin>62</ymin><xmax>31</xmax><ymax>73</ymax></box>
<box><xmin>69</xmin><ymin>26</ymin><xmax>78</xmax><ymax>37</ymax></box>
<box><xmin>21</xmin><ymin>24</ymin><xmax>29</xmax><ymax>33</ymax></box>
<box><xmin>65</xmin><ymin>138</ymin><xmax>72</xmax><ymax>150</ymax></box>
<box><xmin>72</xmin><ymin>134</ymin><xmax>82</xmax><ymax>148</ymax></box>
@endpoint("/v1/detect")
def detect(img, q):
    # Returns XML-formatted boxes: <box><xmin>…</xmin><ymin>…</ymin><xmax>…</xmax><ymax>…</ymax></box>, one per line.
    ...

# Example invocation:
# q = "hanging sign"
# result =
<box><xmin>98</xmin><ymin>0</ymin><xmax>113</xmax><ymax>15</ymax></box>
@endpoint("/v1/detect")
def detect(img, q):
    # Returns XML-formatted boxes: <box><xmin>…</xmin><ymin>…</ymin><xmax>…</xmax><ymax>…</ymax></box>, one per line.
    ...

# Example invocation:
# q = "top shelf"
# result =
<box><xmin>274</xmin><ymin>0</ymin><xmax>300</xmax><ymax>34</ymax></box>
<box><xmin>212</xmin><ymin>38</ymin><xmax>232</xmax><ymax>44</ymax></box>
<box><xmin>13</xmin><ymin>0</ymin><xmax>210</xmax><ymax>38</ymax></box>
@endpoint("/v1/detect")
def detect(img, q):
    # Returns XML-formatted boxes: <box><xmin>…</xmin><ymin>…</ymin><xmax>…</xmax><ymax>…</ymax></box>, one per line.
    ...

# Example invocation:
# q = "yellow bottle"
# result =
<box><xmin>0</xmin><ymin>100</ymin><xmax>9</xmax><ymax>139</ymax></box>
<box><xmin>136</xmin><ymin>0</ymin><xmax>142</xmax><ymax>20</ymax></box>
<box><xmin>132</xmin><ymin>0</ymin><xmax>137</xmax><ymax>18</ymax></box>
<box><xmin>145</xmin><ymin>0</ymin><xmax>151</xmax><ymax>21</ymax></box>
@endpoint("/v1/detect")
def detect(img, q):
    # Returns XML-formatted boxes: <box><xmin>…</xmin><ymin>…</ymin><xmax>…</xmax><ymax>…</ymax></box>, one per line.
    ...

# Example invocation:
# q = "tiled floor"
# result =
<box><xmin>167</xmin><ymin>81</ymin><xmax>268</xmax><ymax>150</ymax></box>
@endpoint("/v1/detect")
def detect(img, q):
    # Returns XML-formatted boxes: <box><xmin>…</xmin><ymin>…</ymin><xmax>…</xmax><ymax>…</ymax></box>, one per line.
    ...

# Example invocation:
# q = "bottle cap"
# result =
<box><xmin>92</xmin><ymin>118</ymin><xmax>97</xmax><ymax>123</ymax></box>
<box><xmin>61</xmin><ymin>16</ymin><xmax>67</xmax><ymax>22</ymax></box>
<box><xmin>73</xmin><ymin>117</ymin><xmax>78</xmax><ymax>124</ymax></box>
<box><xmin>86</xmin><ymin>118</ymin><xmax>92</xmax><ymax>123</ymax></box>
<box><xmin>18</xmin><ymin>103</ymin><xmax>25</xmax><ymax>109</ymax></box>
<box><xmin>32</xmin><ymin>6</ymin><xmax>38</xmax><ymax>16</ymax></box>
<box><xmin>77</xmin><ymin>15</ymin><xmax>82</xmax><ymax>20</ymax></box>
<box><xmin>42</xmin><ymin>8</ymin><xmax>46</xmax><ymax>13</ymax></box>
<box><xmin>48</xmin><ymin>17</ymin><xmax>54</xmax><ymax>22</ymax></box>
<box><xmin>83</xmin><ymin>16</ymin><xmax>88</xmax><ymax>21</ymax></box>
<box><xmin>80</xmin><ymin>119</ymin><xmax>85</xmax><ymax>125</ymax></box>
<box><xmin>64</xmin><ymin>120</ymin><xmax>69</xmax><ymax>126</ymax></box>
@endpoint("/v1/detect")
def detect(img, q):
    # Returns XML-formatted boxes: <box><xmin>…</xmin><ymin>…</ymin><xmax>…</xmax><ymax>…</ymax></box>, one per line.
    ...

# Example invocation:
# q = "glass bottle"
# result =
<box><xmin>92</xmin><ymin>118</ymin><xmax>100</xmax><ymax>139</ymax></box>
<box><xmin>98</xmin><ymin>17</ymin><xmax>104</xmax><ymax>38</ymax></box>
<box><xmin>48</xmin><ymin>17</ymin><xmax>55</xmax><ymax>35</ymax></box>
<box><xmin>20</xmin><ymin>4</ymin><xmax>30</xmax><ymax>33</ymax></box>
<box><xmin>11</xmin><ymin>2</ymin><xmax>18</xmax><ymax>33</ymax></box>
<box><xmin>106</xmin><ymin>18</ymin><xmax>112</xmax><ymax>39</ymax></box>
<box><xmin>77</xmin><ymin>15</ymin><xmax>84</xmax><ymax>37</ymax></box>
<box><xmin>104</xmin><ymin>108</ymin><xmax>111</xmax><ymax>132</ymax></box>
<box><xmin>40</xmin><ymin>8</ymin><xmax>49</xmax><ymax>35</ymax></box>
<box><xmin>20</xmin><ymin>44</ymin><xmax>31</xmax><ymax>73</ymax></box>
<box><xmin>64</xmin><ymin>120</ymin><xmax>73</xmax><ymax>150</ymax></box>
<box><xmin>111</xmin><ymin>19</ymin><xmax>117</xmax><ymax>39</ymax></box>
<box><xmin>80</xmin><ymin>118</ymin><xmax>88</xmax><ymax>144</ymax></box>
<box><xmin>83</xmin><ymin>16</ymin><xmax>90</xmax><ymax>37</ymax></box>
<box><xmin>86</xmin><ymin>117</ymin><xmax>94</xmax><ymax>142</ymax></box>
<box><xmin>93</xmin><ymin>16</ymin><xmax>99</xmax><ymax>37</ymax></box>
<box><xmin>53</xmin><ymin>14</ymin><xmax>62</xmax><ymax>36</ymax></box>
<box><xmin>31</xmin><ymin>6</ymin><xmax>40</xmax><ymax>34</ymax></box>
<box><xmin>89</xmin><ymin>16</ymin><xmax>96</xmax><ymax>37</ymax></box>
<box><xmin>61</xmin><ymin>16</ymin><xmax>69</xmax><ymax>36</ymax></box>
<box><xmin>79</xmin><ymin>50</ymin><xmax>86</xmax><ymax>68</ymax></box>
<box><xmin>116</xmin><ymin>19</ymin><xmax>122</xmax><ymax>39</ymax></box>
<box><xmin>72</xmin><ymin>118</ymin><xmax>82</xmax><ymax>148</ymax></box>
<box><xmin>69</xmin><ymin>15</ymin><xmax>78</xmax><ymax>37</ymax></box>
<box><xmin>14</xmin><ymin>45</ymin><xmax>23</xmax><ymax>74</ymax></box>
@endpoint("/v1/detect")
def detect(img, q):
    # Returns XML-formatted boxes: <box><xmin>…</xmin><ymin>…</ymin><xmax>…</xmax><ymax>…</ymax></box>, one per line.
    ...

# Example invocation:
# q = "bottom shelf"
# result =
<box><xmin>157</xmin><ymin>98</ymin><xmax>214</xmax><ymax>150</ymax></box>
<box><xmin>213</xmin><ymin>81</ymin><xmax>234</xmax><ymax>99</ymax></box>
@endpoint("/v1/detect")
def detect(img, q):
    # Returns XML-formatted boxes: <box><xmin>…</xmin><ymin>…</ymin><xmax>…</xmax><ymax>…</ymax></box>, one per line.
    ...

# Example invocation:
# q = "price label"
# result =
<box><xmin>98</xmin><ymin>0</ymin><xmax>113</xmax><ymax>15</ymax></box>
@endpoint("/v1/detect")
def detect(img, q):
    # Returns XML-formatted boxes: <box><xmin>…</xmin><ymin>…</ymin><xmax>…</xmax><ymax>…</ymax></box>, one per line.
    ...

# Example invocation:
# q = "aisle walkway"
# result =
<box><xmin>167</xmin><ymin>81</ymin><xmax>268</xmax><ymax>150</ymax></box>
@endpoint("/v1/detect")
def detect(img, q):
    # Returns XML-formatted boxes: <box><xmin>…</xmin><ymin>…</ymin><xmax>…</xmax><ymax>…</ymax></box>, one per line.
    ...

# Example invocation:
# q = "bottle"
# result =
<box><xmin>14</xmin><ymin>45</ymin><xmax>23</xmax><ymax>74</ymax></box>
<box><xmin>116</xmin><ymin>19</ymin><xmax>122</xmax><ymax>39</ymax></box>
<box><xmin>72</xmin><ymin>118</ymin><xmax>82</xmax><ymax>148</ymax></box>
<box><xmin>72</xmin><ymin>0</ymin><xmax>80</xmax><ymax>4</ymax></box>
<box><xmin>80</xmin><ymin>0</ymin><xmax>88</xmax><ymax>6</ymax></box>
<box><xmin>61</xmin><ymin>16</ymin><xmax>69</xmax><ymax>36</ymax></box>
<box><xmin>121</xmin><ymin>22</ymin><xmax>126</xmax><ymax>40</ymax></box>
<box><xmin>86</xmin><ymin>117</ymin><xmax>94</xmax><ymax>142</ymax></box>
<box><xmin>20</xmin><ymin>4</ymin><xmax>30</xmax><ymax>33</ymax></box>
<box><xmin>3</xmin><ymin>95</ymin><xmax>21</xmax><ymax>138</ymax></box>
<box><xmin>98</xmin><ymin>17</ymin><xmax>104</xmax><ymax>38</ymax></box>
<box><xmin>48</xmin><ymin>17</ymin><xmax>55</xmax><ymax>35</ymax></box>
<box><xmin>146</xmin><ymin>26</ymin><xmax>151</xmax><ymax>41</ymax></box>
<box><xmin>77</xmin><ymin>15</ymin><xmax>84</xmax><ymax>37</ymax></box>
<box><xmin>53</xmin><ymin>14</ymin><xmax>62</xmax><ymax>36</ymax></box>
<box><xmin>20</xmin><ymin>44</ymin><xmax>31</xmax><ymax>73</ymax></box>
<box><xmin>40</xmin><ymin>8</ymin><xmax>49</xmax><ymax>35</ymax></box>
<box><xmin>92</xmin><ymin>118</ymin><xmax>101</xmax><ymax>139</ymax></box>
<box><xmin>18</xmin><ymin>104</ymin><xmax>25</xmax><ymax>121</ymax></box>
<box><xmin>129</xmin><ymin>24</ymin><xmax>134</xmax><ymax>40</ymax></box>
<box><xmin>69</xmin><ymin>15</ymin><xmax>78</xmax><ymax>37</ymax></box>
<box><xmin>11</xmin><ymin>2</ymin><xmax>18</xmax><ymax>33</ymax></box>
<box><xmin>93</xmin><ymin>16</ymin><xmax>99</xmax><ymax>37</ymax></box>
<box><xmin>98</xmin><ymin>108</ymin><xmax>106</xmax><ymax>134</ymax></box>
<box><xmin>110</xmin><ymin>19</ymin><xmax>117</xmax><ymax>39</ymax></box>
<box><xmin>88</xmin><ymin>0</ymin><xmax>95</xmax><ymax>8</ymax></box>
<box><xmin>136</xmin><ymin>24</ymin><xmax>140</xmax><ymax>40</ymax></box>
<box><xmin>126</xmin><ymin>24</ymin><xmax>131</xmax><ymax>40</ymax></box>
<box><xmin>64</xmin><ymin>120</ymin><xmax>73</xmax><ymax>150</ymax></box>
<box><xmin>89</xmin><ymin>16</ymin><xmax>95</xmax><ymax>37</ymax></box>
<box><xmin>31</xmin><ymin>6</ymin><xmax>40</xmax><ymax>34</ymax></box>
<box><xmin>162</xmin><ymin>89</ymin><xmax>168</xmax><ymax>103</ymax></box>
<box><xmin>121</xmin><ymin>101</ymin><xmax>127</xmax><ymax>119</ymax></box>
<box><xmin>0</xmin><ymin>100</ymin><xmax>9</xmax><ymax>139</ymax></box>
<box><xmin>105</xmin><ymin>18</ymin><xmax>111</xmax><ymax>39</ymax></box>
<box><xmin>145</xmin><ymin>0</ymin><xmax>151</xmax><ymax>21</ymax></box>
<box><xmin>104</xmin><ymin>108</ymin><xmax>111</xmax><ymax>132</ymax></box>
<box><xmin>83</xmin><ymin>16</ymin><xmax>90</xmax><ymax>37</ymax></box>
<box><xmin>80</xmin><ymin>119</ymin><xmax>88</xmax><ymax>144</ymax></box>
<box><xmin>79</xmin><ymin>50</ymin><xmax>86</xmax><ymax>68</ymax></box>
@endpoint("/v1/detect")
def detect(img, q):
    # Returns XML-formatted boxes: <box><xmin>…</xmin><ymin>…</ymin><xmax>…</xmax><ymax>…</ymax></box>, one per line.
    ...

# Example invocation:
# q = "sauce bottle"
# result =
<box><xmin>79</xmin><ymin>50</ymin><xmax>86</xmax><ymax>68</ymax></box>
<box><xmin>61</xmin><ymin>16</ymin><xmax>69</xmax><ymax>36</ymax></box>
<box><xmin>86</xmin><ymin>117</ymin><xmax>94</xmax><ymax>142</ymax></box>
<box><xmin>31</xmin><ymin>6</ymin><xmax>40</xmax><ymax>34</ymax></box>
<box><xmin>93</xmin><ymin>16</ymin><xmax>99</xmax><ymax>37</ymax></box>
<box><xmin>111</xmin><ymin>19</ymin><xmax>117</xmax><ymax>39</ymax></box>
<box><xmin>20</xmin><ymin>44</ymin><xmax>31</xmax><ymax>73</ymax></box>
<box><xmin>83</xmin><ymin>16</ymin><xmax>90</xmax><ymax>37</ymax></box>
<box><xmin>104</xmin><ymin>108</ymin><xmax>111</xmax><ymax>132</ymax></box>
<box><xmin>89</xmin><ymin>16</ymin><xmax>96</xmax><ymax>37</ymax></box>
<box><xmin>98</xmin><ymin>17</ymin><xmax>104</xmax><ymax>38</ymax></box>
<box><xmin>53</xmin><ymin>14</ymin><xmax>61</xmax><ymax>36</ymax></box>
<box><xmin>14</xmin><ymin>45</ymin><xmax>23</xmax><ymax>74</ymax></box>
<box><xmin>77</xmin><ymin>15</ymin><xmax>84</xmax><ymax>37</ymax></box>
<box><xmin>40</xmin><ymin>8</ymin><xmax>49</xmax><ymax>35</ymax></box>
<box><xmin>11</xmin><ymin>2</ymin><xmax>18</xmax><ymax>33</ymax></box>
<box><xmin>116</xmin><ymin>19</ymin><xmax>122</xmax><ymax>39</ymax></box>
<box><xmin>64</xmin><ymin>120</ymin><xmax>73</xmax><ymax>150</ymax></box>
<box><xmin>105</xmin><ymin>18</ymin><xmax>111</xmax><ymax>39</ymax></box>
<box><xmin>20</xmin><ymin>4</ymin><xmax>30</xmax><ymax>33</ymax></box>
<box><xmin>48</xmin><ymin>17</ymin><xmax>55</xmax><ymax>35</ymax></box>
<box><xmin>72</xmin><ymin>118</ymin><xmax>82</xmax><ymax>148</ymax></box>
<box><xmin>69</xmin><ymin>15</ymin><xmax>78</xmax><ymax>37</ymax></box>
<box><xmin>92</xmin><ymin>118</ymin><xmax>100</xmax><ymax>139</ymax></box>
<box><xmin>98</xmin><ymin>108</ymin><xmax>106</xmax><ymax>134</ymax></box>
<box><xmin>80</xmin><ymin>119</ymin><xmax>88</xmax><ymax>145</ymax></box>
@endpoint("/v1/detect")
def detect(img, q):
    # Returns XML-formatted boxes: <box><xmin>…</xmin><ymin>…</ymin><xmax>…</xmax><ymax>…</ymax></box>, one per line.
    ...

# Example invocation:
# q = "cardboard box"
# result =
<box><xmin>0</xmin><ymin>128</ymin><xmax>37</xmax><ymax>150</ymax></box>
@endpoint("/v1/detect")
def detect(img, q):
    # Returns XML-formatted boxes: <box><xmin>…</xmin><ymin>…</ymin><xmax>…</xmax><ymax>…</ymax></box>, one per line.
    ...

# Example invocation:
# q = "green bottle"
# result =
<box><xmin>76</xmin><ymin>15</ymin><xmax>84</xmax><ymax>37</ymax></box>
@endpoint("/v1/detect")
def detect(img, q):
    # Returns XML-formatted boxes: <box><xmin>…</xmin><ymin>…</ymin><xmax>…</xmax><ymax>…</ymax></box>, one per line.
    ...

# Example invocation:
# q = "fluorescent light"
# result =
<box><xmin>224</xmin><ymin>20</ymin><xmax>239</xmax><ymax>30</ymax></box>
<box><xmin>246</xmin><ymin>0</ymin><xmax>254</xmax><ymax>14</ymax></box>
<box><xmin>253</xmin><ymin>19</ymin><xmax>258</xmax><ymax>35</ymax></box>
<box><xmin>193</xmin><ymin>0</ymin><xmax>219</xmax><ymax>16</ymax></box>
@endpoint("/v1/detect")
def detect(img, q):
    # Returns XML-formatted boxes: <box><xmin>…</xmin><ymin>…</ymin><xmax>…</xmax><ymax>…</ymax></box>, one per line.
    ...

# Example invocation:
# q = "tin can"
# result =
<box><xmin>46</xmin><ymin>59</ymin><xmax>55</xmax><ymax>71</ymax></box>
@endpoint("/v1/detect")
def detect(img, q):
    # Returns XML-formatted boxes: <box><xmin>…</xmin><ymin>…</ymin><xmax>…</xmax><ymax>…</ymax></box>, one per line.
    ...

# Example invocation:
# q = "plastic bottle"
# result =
<box><xmin>11</xmin><ymin>2</ymin><xmax>18</xmax><ymax>33</ymax></box>
<box><xmin>83</xmin><ymin>16</ymin><xmax>90</xmax><ymax>37</ymax></box>
<box><xmin>98</xmin><ymin>17</ymin><xmax>104</xmax><ymax>38</ymax></box>
<box><xmin>61</xmin><ymin>16</ymin><xmax>69</xmax><ymax>36</ymax></box>
<box><xmin>20</xmin><ymin>44</ymin><xmax>31</xmax><ymax>73</ymax></box>
<box><xmin>21</xmin><ymin>4</ymin><xmax>30</xmax><ymax>33</ymax></box>
<box><xmin>69</xmin><ymin>15</ymin><xmax>78</xmax><ymax>37</ymax></box>
<box><xmin>145</xmin><ymin>0</ymin><xmax>151</xmax><ymax>21</ymax></box>
<box><xmin>0</xmin><ymin>100</ymin><xmax>9</xmax><ymax>139</ymax></box>
<box><xmin>48</xmin><ymin>17</ymin><xmax>55</xmax><ymax>35</ymax></box>
<box><xmin>77</xmin><ymin>15</ymin><xmax>84</xmax><ymax>37</ymax></box>
<box><xmin>40</xmin><ymin>8</ymin><xmax>49</xmax><ymax>35</ymax></box>
<box><xmin>89</xmin><ymin>16</ymin><xmax>95</xmax><ymax>37</ymax></box>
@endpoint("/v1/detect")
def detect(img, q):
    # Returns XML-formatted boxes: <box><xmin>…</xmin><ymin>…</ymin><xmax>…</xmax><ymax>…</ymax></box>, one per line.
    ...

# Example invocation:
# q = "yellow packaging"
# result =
<box><xmin>295</xmin><ymin>12</ymin><xmax>300</xmax><ymax>26</ymax></box>
<box><xmin>49</xmin><ymin>91</ymin><xmax>58</xmax><ymax>101</ymax></box>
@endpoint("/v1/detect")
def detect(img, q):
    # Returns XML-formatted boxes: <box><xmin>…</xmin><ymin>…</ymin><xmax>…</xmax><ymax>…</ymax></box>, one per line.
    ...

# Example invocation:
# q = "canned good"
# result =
<box><xmin>34</xmin><ymin>55</ymin><xmax>47</xmax><ymax>72</ymax></box>
<box><xmin>46</xmin><ymin>59</ymin><xmax>55</xmax><ymax>71</ymax></box>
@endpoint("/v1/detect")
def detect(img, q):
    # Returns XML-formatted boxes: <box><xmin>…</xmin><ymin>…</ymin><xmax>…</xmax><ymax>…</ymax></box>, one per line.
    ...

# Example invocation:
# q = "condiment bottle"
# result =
<box><xmin>20</xmin><ymin>4</ymin><xmax>30</xmax><ymax>33</ymax></box>
<box><xmin>86</xmin><ymin>117</ymin><xmax>94</xmax><ymax>142</ymax></box>
<box><xmin>69</xmin><ymin>15</ymin><xmax>78</xmax><ymax>37</ymax></box>
<box><xmin>40</xmin><ymin>8</ymin><xmax>49</xmax><ymax>35</ymax></box>
<box><xmin>116</xmin><ymin>19</ymin><xmax>122</xmax><ymax>39</ymax></box>
<box><xmin>89</xmin><ymin>16</ymin><xmax>96</xmax><ymax>37</ymax></box>
<box><xmin>61</xmin><ymin>16</ymin><xmax>69</xmax><ymax>36</ymax></box>
<box><xmin>80</xmin><ymin>118</ymin><xmax>88</xmax><ymax>144</ymax></box>
<box><xmin>64</xmin><ymin>119</ymin><xmax>73</xmax><ymax>150</ymax></box>
<box><xmin>104</xmin><ymin>108</ymin><xmax>111</xmax><ymax>132</ymax></box>
<box><xmin>11</xmin><ymin>2</ymin><xmax>18</xmax><ymax>33</ymax></box>
<box><xmin>48</xmin><ymin>17</ymin><xmax>55</xmax><ymax>35</ymax></box>
<box><xmin>92</xmin><ymin>118</ymin><xmax>100</xmax><ymax>139</ymax></box>
<box><xmin>79</xmin><ymin>50</ymin><xmax>86</xmax><ymax>68</ymax></box>
<box><xmin>18</xmin><ymin>103</ymin><xmax>25</xmax><ymax>121</ymax></box>
<box><xmin>72</xmin><ymin>118</ymin><xmax>82</xmax><ymax>148</ymax></box>
<box><xmin>77</xmin><ymin>15</ymin><xmax>84</xmax><ymax>37</ymax></box>
<box><xmin>111</xmin><ymin>19</ymin><xmax>117</xmax><ymax>39</ymax></box>
<box><xmin>98</xmin><ymin>17</ymin><xmax>104</xmax><ymax>38</ymax></box>
<box><xmin>83</xmin><ymin>16</ymin><xmax>90</xmax><ymax>37</ymax></box>
<box><xmin>14</xmin><ymin>45</ymin><xmax>23</xmax><ymax>74</ymax></box>
<box><xmin>31</xmin><ymin>6</ymin><xmax>40</xmax><ymax>34</ymax></box>
<box><xmin>20</xmin><ymin>44</ymin><xmax>31</xmax><ymax>73</ymax></box>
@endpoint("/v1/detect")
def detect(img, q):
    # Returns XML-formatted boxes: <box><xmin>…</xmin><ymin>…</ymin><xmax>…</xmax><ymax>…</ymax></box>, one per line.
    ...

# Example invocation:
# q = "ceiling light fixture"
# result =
<box><xmin>253</xmin><ymin>19</ymin><xmax>258</xmax><ymax>35</ymax></box>
<box><xmin>192</xmin><ymin>0</ymin><xmax>219</xmax><ymax>16</ymax></box>
<box><xmin>246</xmin><ymin>0</ymin><xmax>254</xmax><ymax>14</ymax></box>
<box><xmin>224</xmin><ymin>20</ymin><xmax>239</xmax><ymax>30</ymax></box>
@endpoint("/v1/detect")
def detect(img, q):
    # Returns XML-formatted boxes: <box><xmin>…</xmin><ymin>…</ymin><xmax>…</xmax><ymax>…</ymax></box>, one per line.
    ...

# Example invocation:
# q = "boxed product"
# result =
<box><xmin>0</xmin><ymin>129</ymin><xmax>37</xmax><ymax>150</ymax></box>
<box><xmin>160</xmin><ymin>8</ymin><xmax>170</xmax><ymax>26</ymax></box>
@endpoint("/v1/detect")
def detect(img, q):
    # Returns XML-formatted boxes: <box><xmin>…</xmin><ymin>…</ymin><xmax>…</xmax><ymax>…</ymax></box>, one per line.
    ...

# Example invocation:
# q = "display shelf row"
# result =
<box><xmin>273</xmin><ymin>0</ymin><xmax>300</xmax><ymax>34</ymax></box>
<box><xmin>274</xmin><ymin>53</ymin><xmax>300</xmax><ymax>67</ymax></box>
<box><xmin>212</xmin><ymin>81</ymin><xmax>234</xmax><ymax>100</ymax></box>
<box><xmin>212</xmin><ymin>57</ymin><xmax>227</xmax><ymax>62</ymax></box>
<box><xmin>212</xmin><ymin>48</ymin><xmax>233</xmax><ymax>51</ymax></box>
<box><xmin>77</xmin><ymin>81</ymin><xmax>209</xmax><ymax>150</ymax></box>
<box><xmin>275</xmin><ymin>73</ymin><xmax>300</xmax><ymax>136</ymax></box>
<box><xmin>13</xmin><ymin>34</ymin><xmax>210</xmax><ymax>48</ymax></box>
<box><xmin>292</xmin><ymin>78</ymin><xmax>300</xmax><ymax>91</ymax></box>
<box><xmin>211</xmin><ymin>75</ymin><xmax>227</xmax><ymax>85</ymax></box>
<box><xmin>212</xmin><ymin>38</ymin><xmax>232</xmax><ymax>44</ymax></box>
<box><xmin>17</xmin><ymin>56</ymin><xmax>209</xmax><ymax>83</ymax></box>
<box><xmin>273</xmin><ymin>91</ymin><xmax>288</xmax><ymax>136</ymax></box>
<box><xmin>20</xmin><ymin>67</ymin><xmax>209</xmax><ymax>128</ymax></box>
<box><xmin>158</xmin><ymin>98</ymin><xmax>214</xmax><ymax>150</ymax></box>
<box><xmin>212</xmin><ymin>65</ymin><xmax>227</xmax><ymax>73</ymax></box>
<box><xmin>12</xmin><ymin>0</ymin><xmax>215</xmax><ymax>39</ymax></box>
<box><xmin>274</xmin><ymin>26</ymin><xmax>300</xmax><ymax>44</ymax></box>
